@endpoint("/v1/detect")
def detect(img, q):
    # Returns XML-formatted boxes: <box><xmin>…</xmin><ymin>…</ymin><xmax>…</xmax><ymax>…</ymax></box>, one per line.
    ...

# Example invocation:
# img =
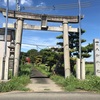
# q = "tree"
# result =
<box><xmin>56</xmin><ymin>30</ymin><xmax>93</xmax><ymax>74</ymax></box>
<box><xmin>27</xmin><ymin>49</ymin><xmax>38</xmax><ymax>64</ymax></box>
<box><xmin>20</xmin><ymin>52</ymin><xmax>27</xmax><ymax>64</ymax></box>
<box><xmin>39</xmin><ymin>48</ymin><xmax>58</xmax><ymax>72</ymax></box>
<box><xmin>35</xmin><ymin>55</ymin><xmax>42</xmax><ymax>66</ymax></box>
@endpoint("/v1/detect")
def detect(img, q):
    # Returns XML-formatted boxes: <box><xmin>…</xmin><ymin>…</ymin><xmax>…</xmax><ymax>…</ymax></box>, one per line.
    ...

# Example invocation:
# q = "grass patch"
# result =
<box><xmin>51</xmin><ymin>75</ymin><xmax>100</xmax><ymax>92</ymax></box>
<box><xmin>85</xmin><ymin>64</ymin><xmax>94</xmax><ymax>75</ymax></box>
<box><xmin>0</xmin><ymin>75</ymin><xmax>30</xmax><ymax>92</ymax></box>
<box><xmin>51</xmin><ymin>75</ymin><xmax>79</xmax><ymax>91</ymax></box>
<box><xmin>0</xmin><ymin>64</ymin><xmax>33</xmax><ymax>92</ymax></box>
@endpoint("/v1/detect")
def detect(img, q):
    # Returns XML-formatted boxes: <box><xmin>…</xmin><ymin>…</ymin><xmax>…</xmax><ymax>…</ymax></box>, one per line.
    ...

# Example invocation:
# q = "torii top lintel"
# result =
<box><xmin>0</xmin><ymin>8</ymin><xmax>83</xmax><ymax>23</ymax></box>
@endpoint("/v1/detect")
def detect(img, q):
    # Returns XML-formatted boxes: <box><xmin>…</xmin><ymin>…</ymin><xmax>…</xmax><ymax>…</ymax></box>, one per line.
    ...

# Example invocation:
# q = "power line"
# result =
<box><xmin>21</xmin><ymin>1</ymin><xmax>91</xmax><ymax>11</ymax></box>
<box><xmin>22</xmin><ymin>43</ymin><xmax>61</xmax><ymax>51</ymax></box>
<box><xmin>22</xmin><ymin>43</ymin><xmax>58</xmax><ymax>48</ymax></box>
<box><xmin>21</xmin><ymin>0</ymin><xmax>100</xmax><ymax>11</ymax></box>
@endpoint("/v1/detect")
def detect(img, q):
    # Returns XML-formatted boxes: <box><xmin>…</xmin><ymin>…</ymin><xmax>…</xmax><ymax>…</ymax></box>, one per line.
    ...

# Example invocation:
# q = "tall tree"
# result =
<box><xmin>39</xmin><ymin>48</ymin><xmax>58</xmax><ymax>71</ymax></box>
<box><xmin>27</xmin><ymin>49</ymin><xmax>38</xmax><ymax>64</ymax></box>
<box><xmin>56</xmin><ymin>30</ymin><xmax>93</xmax><ymax>73</ymax></box>
<box><xmin>20</xmin><ymin>52</ymin><xmax>27</xmax><ymax>64</ymax></box>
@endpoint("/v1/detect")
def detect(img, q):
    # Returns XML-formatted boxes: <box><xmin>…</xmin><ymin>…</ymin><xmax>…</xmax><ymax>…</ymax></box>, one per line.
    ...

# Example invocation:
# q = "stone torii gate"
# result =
<box><xmin>0</xmin><ymin>8</ymin><xmax>83</xmax><ymax>78</ymax></box>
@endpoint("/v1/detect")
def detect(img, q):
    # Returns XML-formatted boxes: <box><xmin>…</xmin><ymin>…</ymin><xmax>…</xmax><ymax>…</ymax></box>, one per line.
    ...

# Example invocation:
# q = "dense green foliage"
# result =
<box><xmin>20</xmin><ymin>49</ymin><xmax>61</xmax><ymax>73</ymax></box>
<box><xmin>19</xmin><ymin>64</ymin><xmax>33</xmax><ymax>76</ymax></box>
<box><xmin>27</xmin><ymin>49</ymin><xmax>39</xmax><ymax>63</ymax></box>
<box><xmin>39</xmin><ymin>49</ymin><xmax>59</xmax><ymax>72</ymax></box>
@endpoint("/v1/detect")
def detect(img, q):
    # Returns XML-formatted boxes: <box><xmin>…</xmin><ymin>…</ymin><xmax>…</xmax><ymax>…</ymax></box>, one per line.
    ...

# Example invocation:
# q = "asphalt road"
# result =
<box><xmin>0</xmin><ymin>92</ymin><xmax>100</xmax><ymax>100</ymax></box>
<box><xmin>30</xmin><ymin>67</ymin><xmax>48</xmax><ymax>78</ymax></box>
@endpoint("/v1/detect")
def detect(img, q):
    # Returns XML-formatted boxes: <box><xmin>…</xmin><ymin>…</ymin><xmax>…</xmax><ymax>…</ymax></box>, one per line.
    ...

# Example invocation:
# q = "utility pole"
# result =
<box><xmin>4</xmin><ymin>0</ymin><xmax>9</xmax><ymax>60</ymax></box>
<box><xmin>78</xmin><ymin>0</ymin><xmax>82</xmax><ymax>64</ymax></box>
<box><xmin>76</xmin><ymin>0</ymin><xmax>82</xmax><ymax>80</ymax></box>
<box><xmin>16</xmin><ymin>0</ymin><xmax>20</xmax><ymax>11</ymax></box>
<box><xmin>3</xmin><ymin>0</ymin><xmax>9</xmax><ymax>80</ymax></box>
<box><xmin>77</xmin><ymin>0</ymin><xmax>85</xmax><ymax>80</ymax></box>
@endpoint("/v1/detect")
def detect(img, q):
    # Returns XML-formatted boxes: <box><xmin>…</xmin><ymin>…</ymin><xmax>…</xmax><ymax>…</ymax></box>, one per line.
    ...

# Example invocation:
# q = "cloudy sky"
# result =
<box><xmin>0</xmin><ymin>0</ymin><xmax>100</xmax><ymax>61</ymax></box>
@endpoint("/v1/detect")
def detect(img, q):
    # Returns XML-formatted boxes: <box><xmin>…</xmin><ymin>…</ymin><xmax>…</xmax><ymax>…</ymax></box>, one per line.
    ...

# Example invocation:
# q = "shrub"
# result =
<box><xmin>19</xmin><ymin>64</ymin><xmax>33</xmax><ymax>76</ymax></box>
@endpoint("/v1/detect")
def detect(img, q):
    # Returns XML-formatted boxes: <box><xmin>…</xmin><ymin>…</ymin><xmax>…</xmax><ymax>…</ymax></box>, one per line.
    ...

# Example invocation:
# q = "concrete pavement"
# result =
<box><xmin>26</xmin><ymin>68</ymin><xmax>63</xmax><ymax>92</ymax></box>
<box><xmin>26</xmin><ymin>78</ymin><xmax>63</xmax><ymax>92</ymax></box>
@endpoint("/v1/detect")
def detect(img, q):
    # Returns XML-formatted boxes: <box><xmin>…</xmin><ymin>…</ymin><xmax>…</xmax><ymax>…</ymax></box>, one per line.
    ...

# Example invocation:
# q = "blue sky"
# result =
<box><xmin>0</xmin><ymin>0</ymin><xmax>100</xmax><ymax>61</ymax></box>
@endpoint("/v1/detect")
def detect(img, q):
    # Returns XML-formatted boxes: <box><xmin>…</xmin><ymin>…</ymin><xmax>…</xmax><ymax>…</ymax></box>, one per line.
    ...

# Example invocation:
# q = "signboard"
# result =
<box><xmin>0</xmin><ymin>28</ymin><xmax>15</xmax><ymax>41</ymax></box>
<box><xmin>0</xmin><ymin>35</ymin><xmax>4</xmax><ymax>41</ymax></box>
<box><xmin>0</xmin><ymin>34</ymin><xmax>11</xmax><ymax>41</ymax></box>
<box><xmin>94</xmin><ymin>39</ymin><xmax>100</xmax><ymax>77</ymax></box>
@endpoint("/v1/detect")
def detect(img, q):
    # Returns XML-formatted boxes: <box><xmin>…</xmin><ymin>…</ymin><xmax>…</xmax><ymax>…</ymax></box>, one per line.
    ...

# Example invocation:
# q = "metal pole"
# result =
<box><xmin>4</xmin><ymin>0</ymin><xmax>9</xmax><ymax>58</ymax></box>
<box><xmin>2</xmin><ymin>0</ymin><xmax>9</xmax><ymax>80</ymax></box>
<box><xmin>78</xmin><ymin>0</ymin><xmax>82</xmax><ymax>79</ymax></box>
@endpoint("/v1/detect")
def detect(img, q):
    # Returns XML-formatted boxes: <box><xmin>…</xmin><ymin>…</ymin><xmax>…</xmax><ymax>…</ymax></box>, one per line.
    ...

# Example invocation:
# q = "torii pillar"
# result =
<box><xmin>63</xmin><ymin>19</ymin><xmax>70</xmax><ymax>78</ymax></box>
<box><xmin>14</xmin><ymin>19</ymin><xmax>23</xmax><ymax>76</ymax></box>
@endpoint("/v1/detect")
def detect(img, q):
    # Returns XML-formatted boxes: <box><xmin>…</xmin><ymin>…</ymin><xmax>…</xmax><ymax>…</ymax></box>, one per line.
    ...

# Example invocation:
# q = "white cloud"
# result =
<box><xmin>36</xmin><ymin>2</ymin><xmax>46</xmax><ymax>7</ymax></box>
<box><xmin>21</xmin><ymin>0</ymin><xmax>33</xmax><ymax>6</ymax></box>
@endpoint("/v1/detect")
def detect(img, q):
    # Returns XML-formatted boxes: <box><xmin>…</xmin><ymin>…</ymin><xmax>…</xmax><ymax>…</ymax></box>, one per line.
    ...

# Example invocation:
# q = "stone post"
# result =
<box><xmin>4</xmin><ymin>57</ymin><xmax>9</xmax><ymax>80</ymax></box>
<box><xmin>76</xmin><ymin>58</ymin><xmax>80</xmax><ymax>79</ymax></box>
<box><xmin>63</xmin><ymin>19</ymin><xmax>70</xmax><ymax>78</ymax></box>
<box><xmin>93</xmin><ymin>39</ymin><xmax>100</xmax><ymax>77</ymax></box>
<box><xmin>81</xmin><ymin>59</ymin><xmax>85</xmax><ymax>79</ymax></box>
<box><xmin>0</xmin><ymin>57</ymin><xmax>3</xmax><ymax>80</ymax></box>
<box><xmin>14</xmin><ymin>19</ymin><xmax>23</xmax><ymax>76</ymax></box>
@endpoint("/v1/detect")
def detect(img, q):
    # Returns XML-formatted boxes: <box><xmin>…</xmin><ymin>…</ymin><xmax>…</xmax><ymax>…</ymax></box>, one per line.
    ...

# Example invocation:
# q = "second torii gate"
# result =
<box><xmin>0</xmin><ymin>8</ymin><xmax>83</xmax><ymax>78</ymax></box>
